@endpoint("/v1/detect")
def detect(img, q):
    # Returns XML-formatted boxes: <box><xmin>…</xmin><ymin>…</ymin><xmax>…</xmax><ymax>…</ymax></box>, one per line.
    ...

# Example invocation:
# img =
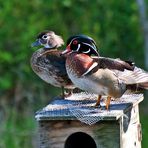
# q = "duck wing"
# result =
<box><xmin>82</xmin><ymin>56</ymin><xmax>134</xmax><ymax>76</ymax></box>
<box><xmin>93</xmin><ymin>56</ymin><xmax>134</xmax><ymax>71</ymax></box>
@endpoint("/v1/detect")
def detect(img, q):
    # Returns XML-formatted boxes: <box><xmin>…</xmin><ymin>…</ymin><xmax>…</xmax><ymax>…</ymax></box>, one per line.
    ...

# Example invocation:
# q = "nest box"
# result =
<box><xmin>35</xmin><ymin>93</ymin><xmax>143</xmax><ymax>148</ymax></box>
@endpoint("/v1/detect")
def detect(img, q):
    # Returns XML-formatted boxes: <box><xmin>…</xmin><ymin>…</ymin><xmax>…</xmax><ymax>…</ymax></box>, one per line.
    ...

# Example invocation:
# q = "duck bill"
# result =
<box><xmin>31</xmin><ymin>40</ymin><xmax>41</xmax><ymax>47</ymax></box>
<box><xmin>61</xmin><ymin>45</ymin><xmax>71</xmax><ymax>55</ymax></box>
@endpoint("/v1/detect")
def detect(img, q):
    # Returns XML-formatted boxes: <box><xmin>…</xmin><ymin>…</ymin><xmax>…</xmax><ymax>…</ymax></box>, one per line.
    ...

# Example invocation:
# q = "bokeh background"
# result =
<box><xmin>1</xmin><ymin>0</ymin><xmax>148</xmax><ymax>147</ymax></box>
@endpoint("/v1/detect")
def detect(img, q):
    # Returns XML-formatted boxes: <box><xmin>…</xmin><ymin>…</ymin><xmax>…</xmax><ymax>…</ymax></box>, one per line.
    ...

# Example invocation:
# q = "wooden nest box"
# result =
<box><xmin>35</xmin><ymin>93</ymin><xmax>143</xmax><ymax>148</ymax></box>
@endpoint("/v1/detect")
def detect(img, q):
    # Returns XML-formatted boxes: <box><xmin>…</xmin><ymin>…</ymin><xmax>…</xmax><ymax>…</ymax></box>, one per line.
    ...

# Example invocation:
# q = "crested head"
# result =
<box><xmin>63</xmin><ymin>34</ymin><xmax>99</xmax><ymax>56</ymax></box>
<box><xmin>31</xmin><ymin>30</ymin><xmax>64</xmax><ymax>49</ymax></box>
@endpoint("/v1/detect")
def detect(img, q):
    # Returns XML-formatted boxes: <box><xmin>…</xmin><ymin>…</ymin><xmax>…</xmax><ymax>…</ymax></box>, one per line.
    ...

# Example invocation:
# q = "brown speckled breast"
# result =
<box><xmin>30</xmin><ymin>48</ymin><xmax>74</xmax><ymax>89</ymax></box>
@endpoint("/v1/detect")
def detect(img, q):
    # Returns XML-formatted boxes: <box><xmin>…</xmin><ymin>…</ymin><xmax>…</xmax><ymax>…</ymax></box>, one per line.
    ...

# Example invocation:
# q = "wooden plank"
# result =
<box><xmin>120</xmin><ymin>105</ymin><xmax>142</xmax><ymax>148</ymax></box>
<box><xmin>39</xmin><ymin>120</ymin><xmax>120</xmax><ymax>148</ymax></box>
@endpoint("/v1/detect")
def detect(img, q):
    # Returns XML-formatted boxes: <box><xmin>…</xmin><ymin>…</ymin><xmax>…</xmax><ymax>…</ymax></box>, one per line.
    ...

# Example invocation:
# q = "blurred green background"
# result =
<box><xmin>0</xmin><ymin>0</ymin><xmax>148</xmax><ymax>147</ymax></box>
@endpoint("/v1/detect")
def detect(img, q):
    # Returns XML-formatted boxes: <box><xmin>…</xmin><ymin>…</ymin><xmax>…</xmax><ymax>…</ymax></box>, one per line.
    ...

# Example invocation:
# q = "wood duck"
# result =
<box><xmin>61</xmin><ymin>35</ymin><xmax>148</xmax><ymax>109</ymax></box>
<box><xmin>30</xmin><ymin>31</ymin><xmax>75</xmax><ymax>97</ymax></box>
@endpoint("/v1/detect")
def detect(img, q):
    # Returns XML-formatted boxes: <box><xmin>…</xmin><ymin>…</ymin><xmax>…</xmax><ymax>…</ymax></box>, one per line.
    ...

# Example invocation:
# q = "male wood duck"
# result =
<box><xmin>62</xmin><ymin>35</ymin><xmax>148</xmax><ymax>109</ymax></box>
<box><xmin>30</xmin><ymin>31</ymin><xmax>75</xmax><ymax>97</ymax></box>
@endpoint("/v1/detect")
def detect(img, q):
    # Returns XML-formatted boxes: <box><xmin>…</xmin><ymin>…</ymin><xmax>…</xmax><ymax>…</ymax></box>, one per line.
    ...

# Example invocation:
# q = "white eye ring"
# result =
<box><xmin>42</xmin><ymin>35</ymin><xmax>48</xmax><ymax>39</ymax></box>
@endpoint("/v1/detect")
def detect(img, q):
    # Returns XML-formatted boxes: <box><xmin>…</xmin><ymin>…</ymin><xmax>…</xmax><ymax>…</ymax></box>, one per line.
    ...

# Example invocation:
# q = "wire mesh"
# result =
<box><xmin>36</xmin><ymin>92</ymin><xmax>143</xmax><ymax>125</ymax></box>
<box><xmin>65</xmin><ymin>92</ymin><xmax>143</xmax><ymax>125</ymax></box>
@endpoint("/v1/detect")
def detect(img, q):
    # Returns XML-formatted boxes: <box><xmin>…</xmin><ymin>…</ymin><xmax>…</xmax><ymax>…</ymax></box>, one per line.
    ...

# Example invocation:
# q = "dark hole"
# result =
<box><xmin>64</xmin><ymin>132</ymin><xmax>97</xmax><ymax>148</ymax></box>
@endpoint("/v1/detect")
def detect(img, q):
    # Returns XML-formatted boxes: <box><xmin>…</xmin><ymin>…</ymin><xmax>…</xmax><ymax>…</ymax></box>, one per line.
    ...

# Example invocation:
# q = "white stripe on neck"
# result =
<box><xmin>82</xmin><ymin>62</ymin><xmax>98</xmax><ymax>76</ymax></box>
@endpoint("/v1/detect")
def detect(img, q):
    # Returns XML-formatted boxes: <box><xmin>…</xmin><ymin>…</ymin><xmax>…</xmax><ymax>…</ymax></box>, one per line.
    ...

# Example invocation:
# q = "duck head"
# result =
<box><xmin>62</xmin><ymin>35</ymin><xmax>99</xmax><ymax>56</ymax></box>
<box><xmin>31</xmin><ymin>30</ymin><xmax>64</xmax><ymax>49</ymax></box>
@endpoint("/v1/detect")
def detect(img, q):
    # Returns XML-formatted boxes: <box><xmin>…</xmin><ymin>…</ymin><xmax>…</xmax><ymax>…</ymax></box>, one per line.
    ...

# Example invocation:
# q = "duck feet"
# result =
<box><xmin>105</xmin><ymin>96</ymin><xmax>111</xmax><ymax>110</ymax></box>
<box><xmin>60</xmin><ymin>87</ymin><xmax>73</xmax><ymax>98</ymax></box>
<box><xmin>94</xmin><ymin>95</ymin><xmax>102</xmax><ymax>108</ymax></box>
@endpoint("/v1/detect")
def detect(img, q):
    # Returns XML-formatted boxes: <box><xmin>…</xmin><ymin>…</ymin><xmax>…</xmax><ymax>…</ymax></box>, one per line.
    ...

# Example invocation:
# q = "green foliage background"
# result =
<box><xmin>0</xmin><ymin>0</ymin><xmax>148</xmax><ymax>147</ymax></box>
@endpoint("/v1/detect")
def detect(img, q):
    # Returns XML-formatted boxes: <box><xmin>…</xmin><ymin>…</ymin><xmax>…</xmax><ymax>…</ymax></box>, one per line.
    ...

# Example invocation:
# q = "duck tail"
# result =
<box><xmin>138</xmin><ymin>82</ymin><xmax>148</xmax><ymax>89</ymax></box>
<box><xmin>127</xmin><ymin>82</ymin><xmax>148</xmax><ymax>92</ymax></box>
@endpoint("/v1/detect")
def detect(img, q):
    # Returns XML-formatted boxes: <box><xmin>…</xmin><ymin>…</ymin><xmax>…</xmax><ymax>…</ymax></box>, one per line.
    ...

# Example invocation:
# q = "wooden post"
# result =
<box><xmin>35</xmin><ymin>93</ymin><xmax>143</xmax><ymax>148</ymax></box>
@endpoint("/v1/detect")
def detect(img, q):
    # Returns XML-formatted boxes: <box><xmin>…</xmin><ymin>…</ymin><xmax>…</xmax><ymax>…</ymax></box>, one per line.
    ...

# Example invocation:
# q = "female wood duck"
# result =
<box><xmin>30</xmin><ymin>31</ymin><xmax>75</xmax><ymax>97</ymax></box>
<box><xmin>61</xmin><ymin>35</ymin><xmax>148</xmax><ymax>109</ymax></box>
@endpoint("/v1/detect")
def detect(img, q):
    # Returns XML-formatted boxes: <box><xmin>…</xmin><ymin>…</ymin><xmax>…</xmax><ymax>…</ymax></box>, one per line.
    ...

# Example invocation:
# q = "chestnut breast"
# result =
<box><xmin>66</xmin><ymin>53</ymin><xmax>94</xmax><ymax>77</ymax></box>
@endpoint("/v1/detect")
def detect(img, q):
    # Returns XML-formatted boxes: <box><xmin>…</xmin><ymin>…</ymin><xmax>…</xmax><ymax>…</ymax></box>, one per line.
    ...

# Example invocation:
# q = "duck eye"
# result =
<box><xmin>73</xmin><ymin>40</ymin><xmax>78</xmax><ymax>45</ymax></box>
<box><xmin>42</xmin><ymin>35</ymin><xmax>48</xmax><ymax>39</ymax></box>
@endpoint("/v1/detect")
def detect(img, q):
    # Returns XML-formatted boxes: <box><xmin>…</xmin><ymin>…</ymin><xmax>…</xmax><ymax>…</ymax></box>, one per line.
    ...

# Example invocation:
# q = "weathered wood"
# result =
<box><xmin>35</xmin><ymin>93</ymin><xmax>143</xmax><ymax>148</ymax></box>
<box><xmin>120</xmin><ymin>105</ymin><xmax>142</xmax><ymax>148</ymax></box>
<box><xmin>39</xmin><ymin>120</ymin><xmax>120</xmax><ymax>148</ymax></box>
